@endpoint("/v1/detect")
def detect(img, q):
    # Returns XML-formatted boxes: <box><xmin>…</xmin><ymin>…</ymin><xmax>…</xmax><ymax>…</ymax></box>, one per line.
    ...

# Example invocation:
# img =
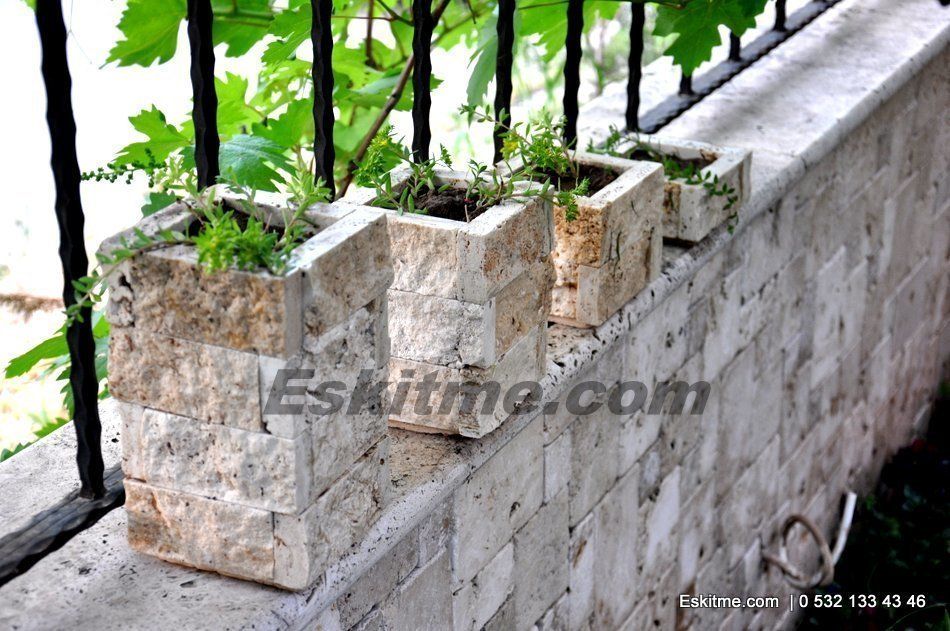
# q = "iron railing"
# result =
<box><xmin>0</xmin><ymin>0</ymin><xmax>845</xmax><ymax>587</ymax></box>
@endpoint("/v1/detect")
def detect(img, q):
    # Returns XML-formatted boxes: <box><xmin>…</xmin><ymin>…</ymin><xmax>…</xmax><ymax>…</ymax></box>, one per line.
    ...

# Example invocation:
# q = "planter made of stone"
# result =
<box><xmin>102</xmin><ymin>201</ymin><xmax>393</xmax><ymax>590</ymax></box>
<box><xmin>613</xmin><ymin>135</ymin><xmax>752</xmax><ymax>244</ymax></box>
<box><xmin>346</xmin><ymin>168</ymin><xmax>555</xmax><ymax>438</ymax></box>
<box><xmin>546</xmin><ymin>150</ymin><xmax>665</xmax><ymax>328</ymax></box>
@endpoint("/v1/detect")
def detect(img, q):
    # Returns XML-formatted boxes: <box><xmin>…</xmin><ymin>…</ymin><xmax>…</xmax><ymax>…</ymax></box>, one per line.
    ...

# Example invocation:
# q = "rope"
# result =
<box><xmin>762</xmin><ymin>491</ymin><xmax>857</xmax><ymax>589</ymax></box>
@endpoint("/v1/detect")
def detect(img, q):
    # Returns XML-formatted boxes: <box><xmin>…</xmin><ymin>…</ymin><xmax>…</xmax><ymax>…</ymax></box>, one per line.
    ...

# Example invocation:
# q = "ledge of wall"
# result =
<box><xmin>1</xmin><ymin>0</ymin><xmax>947</xmax><ymax>628</ymax></box>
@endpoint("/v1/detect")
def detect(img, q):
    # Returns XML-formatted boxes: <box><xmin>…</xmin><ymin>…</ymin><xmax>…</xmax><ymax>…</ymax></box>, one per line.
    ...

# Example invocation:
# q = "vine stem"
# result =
<box><xmin>338</xmin><ymin>0</ymin><xmax>452</xmax><ymax>196</ymax></box>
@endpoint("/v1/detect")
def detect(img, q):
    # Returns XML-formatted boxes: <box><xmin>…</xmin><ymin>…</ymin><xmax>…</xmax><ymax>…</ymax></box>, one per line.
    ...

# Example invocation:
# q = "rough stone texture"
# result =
<box><xmin>106</xmin><ymin>204</ymin><xmax>394</xmax><ymax>591</ymax></box>
<box><xmin>551</xmin><ymin>151</ymin><xmax>664</xmax><ymax>327</ymax></box>
<box><xmin>619</xmin><ymin>135</ymin><xmax>752</xmax><ymax>243</ymax></box>
<box><xmin>362</xmin><ymin>172</ymin><xmax>555</xmax><ymax>436</ymax></box>
<box><xmin>1</xmin><ymin>4</ymin><xmax>947</xmax><ymax>630</ymax></box>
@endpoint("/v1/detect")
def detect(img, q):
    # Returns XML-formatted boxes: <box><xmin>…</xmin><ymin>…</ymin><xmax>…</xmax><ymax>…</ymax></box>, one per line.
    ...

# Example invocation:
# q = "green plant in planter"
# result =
<box><xmin>595</xmin><ymin>125</ymin><xmax>739</xmax><ymax>212</ymax></box>
<box><xmin>461</xmin><ymin>105</ymin><xmax>590</xmax><ymax>221</ymax></box>
<box><xmin>5</xmin><ymin>161</ymin><xmax>329</xmax><ymax>451</ymax></box>
<box><xmin>356</xmin><ymin>127</ymin><xmax>556</xmax><ymax>223</ymax></box>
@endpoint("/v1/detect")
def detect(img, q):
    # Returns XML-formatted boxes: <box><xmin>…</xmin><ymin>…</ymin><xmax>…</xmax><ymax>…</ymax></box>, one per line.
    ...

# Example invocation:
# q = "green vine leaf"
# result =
<box><xmin>115</xmin><ymin>106</ymin><xmax>192</xmax><ymax>165</ymax></box>
<box><xmin>655</xmin><ymin>0</ymin><xmax>768</xmax><ymax>76</ymax></box>
<box><xmin>107</xmin><ymin>0</ymin><xmax>187</xmax><ymax>67</ymax></box>
<box><xmin>219</xmin><ymin>134</ymin><xmax>293</xmax><ymax>191</ymax></box>
<box><xmin>141</xmin><ymin>191</ymin><xmax>179</xmax><ymax>217</ymax></box>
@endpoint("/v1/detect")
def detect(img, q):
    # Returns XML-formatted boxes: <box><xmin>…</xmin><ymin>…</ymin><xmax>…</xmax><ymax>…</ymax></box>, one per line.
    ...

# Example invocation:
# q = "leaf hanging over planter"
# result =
<box><xmin>141</xmin><ymin>191</ymin><xmax>179</xmax><ymax>217</ymax></box>
<box><xmin>219</xmin><ymin>134</ymin><xmax>293</xmax><ymax>191</ymax></box>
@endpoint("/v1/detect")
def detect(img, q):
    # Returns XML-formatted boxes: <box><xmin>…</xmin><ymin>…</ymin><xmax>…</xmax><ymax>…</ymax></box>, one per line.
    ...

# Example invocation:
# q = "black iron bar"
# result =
<box><xmin>625</xmin><ymin>1</ymin><xmax>645</xmax><ymax>130</ymax></box>
<box><xmin>563</xmin><ymin>0</ymin><xmax>583</xmax><ymax>146</ymax></box>
<box><xmin>638</xmin><ymin>0</ymin><xmax>839</xmax><ymax>134</ymax></box>
<box><xmin>0</xmin><ymin>465</ymin><xmax>124</xmax><ymax>587</ymax></box>
<box><xmin>493</xmin><ymin>0</ymin><xmax>516</xmax><ymax>163</ymax></box>
<box><xmin>774</xmin><ymin>0</ymin><xmax>787</xmax><ymax>31</ymax></box>
<box><xmin>729</xmin><ymin>32</ymin><xmax>742</xmax><ymax>61</ymax></box>
<box><xmin>34</xmin><ymin>0</ymin><xmax>105</xmax><ymax>499</ymax></box>
<box><xmin>411</xmin><ymin>0</ymin><xmax>433</xmax><ymax>162</ymax></box>
<box><xmin>311</xmin><ymin>0</ymin><xmax>336</xmax><ymax>198</ymax></box>
<box><xmin>679</xmin><ymin>72</ymin><xmax>693</xmax><ymax>95</ymax></box>
<box><xmin>187</xmin><ymin>0</ymin><xmax>219</xmax><ymax>188</ymax></box>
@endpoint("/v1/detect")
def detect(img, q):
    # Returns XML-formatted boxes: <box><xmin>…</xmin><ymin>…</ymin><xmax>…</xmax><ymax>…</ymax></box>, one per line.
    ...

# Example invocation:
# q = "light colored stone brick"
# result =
<box><xmin>452</xmin><ymin>419</ymin><xmax>543</xmax><ymax>585</ymax></box>
<box><xmin>568</xmin><ymin>401</ymin><xmax>619</xmax><ymax>527</ymax></box>
<box><xmin>382</xmin><ymin>552</ymin><xmax>453</xmax><ymax>630</ymax></box>
<box><xmin>544</xmin><ymin>428</ymin><xmax>571</xmax><ymax>502</ymax></box>
<box><xmin>273</xmin><ymin>438</ymin><xmax>390</xmax><ymax>589</ymax></box>
<box><xmin>110</xmin><ymin>328</ymin><xmax>262</xmax><ymax>431</ymax></box>
<box><xmin>568</xmin><ymin>510</ymin><xmax>596</xmax><ymax>630</ymax></box>
<box><xmin>513</xmin><ymin>490</ymin><xmax>569</xmax><ymax>629</ymax></box>
<box><xmin>126</xmin><ymin>407</ymin><xmax>311</xmax><ymax>514</ymax></box>
<box><xmin>124</xmin><ymin>479</ymin><xmax>275</xmax><ymax>584</ymax></box>
<box><xmin>452</xmin><ymin>542</ymin><xmax>513</xmax><ymax>631</ymax></box>
<box><xmin>593</xmin><ymin>466</ymin><xmax>640</xmax><ymax>628</ymax></box>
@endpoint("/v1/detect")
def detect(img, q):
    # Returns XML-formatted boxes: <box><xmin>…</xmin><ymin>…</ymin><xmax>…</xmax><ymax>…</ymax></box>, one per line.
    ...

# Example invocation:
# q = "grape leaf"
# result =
<box><xmin>251</xmin><ymin>99</ymin><xmax>313</xmax><ymax>149</ymax></box>
<box><xmin>219</xmin><ymin>134</ymin><xmax>293</xmax><ymax>191</ymax></box>
<box><xmin>107</xmin><ymin>0</ymin><xmax>187</xmax><ymax>67</ymax></box>
<box><xmin>141</xmin><ymin>191</ymin><xmax>179</xmax><ymax>217</ymax></box>
<box><xmin>211</xmin><ymin>0</ymin><xmax>273</xmax><ymax>57</ymax></box>
<box><xmin>655</xmin><ymin>0</ymin><xmax>768</xmax><ymax>75</ymax></box>
<box><xmin>115</xmin><ymin>106</ymin><xmax>191</xmax><ymax>165</ymax></box>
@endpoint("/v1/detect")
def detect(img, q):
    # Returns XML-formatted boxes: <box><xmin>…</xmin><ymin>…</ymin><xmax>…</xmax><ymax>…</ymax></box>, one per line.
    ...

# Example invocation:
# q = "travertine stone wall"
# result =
<box><xmin>312</xmin><ymin>45</ymin><xmax>949</xmax><ymax>631</ymax></box>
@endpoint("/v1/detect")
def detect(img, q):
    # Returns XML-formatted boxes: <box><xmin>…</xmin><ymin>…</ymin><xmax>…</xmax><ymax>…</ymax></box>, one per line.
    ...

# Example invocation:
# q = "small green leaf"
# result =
<box><xmin>141</xmin><ymin>192</ymin><xmax>178</xmax><ymax>217</ymax></box>
<box><xmin>115</xmin><ymin>106</ymin><xmax>191</xmax><ymax>165</ymax></box>
<box><xmin>219</xmin><ymin>134</ymin><xmax>293</xmax><ymax>191</ymax></box>
<box><xmin>5</xmin><ymin>330</ymin><xmax>67</xmax><ymax>379</ymax></box>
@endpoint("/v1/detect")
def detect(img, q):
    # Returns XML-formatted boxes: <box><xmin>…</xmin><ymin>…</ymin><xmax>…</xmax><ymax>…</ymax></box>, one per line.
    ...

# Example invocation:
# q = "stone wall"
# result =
<box><xmin>309</xmin><ymin>46</ymin><xmax>947</xmax><ymax>631</ymax></box>
<box><xmin>0</xmin><ymin>0</ymin><xmax>946</xmax><ymax>629</ymax></box>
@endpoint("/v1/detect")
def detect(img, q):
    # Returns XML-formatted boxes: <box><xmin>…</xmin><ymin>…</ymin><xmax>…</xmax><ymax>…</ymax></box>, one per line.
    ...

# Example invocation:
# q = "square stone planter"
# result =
<box><xmin>546</xmin><ymin>151</ymin><xmax>665</xmax><ymax>328</ymax></box>
<box><xmin>346</xmin><ymin>168</ymin><xmax>555</xmax><ymax>437</ymax></box>
<box><xmin>612</xmin><ymin>135</ymin><xmax>752</xmax><ymax>244</ymax></box>
<box><xmin>101</xmin><ymin>201</ymin><xmax>393</xmax><ymax>590</ymax></box>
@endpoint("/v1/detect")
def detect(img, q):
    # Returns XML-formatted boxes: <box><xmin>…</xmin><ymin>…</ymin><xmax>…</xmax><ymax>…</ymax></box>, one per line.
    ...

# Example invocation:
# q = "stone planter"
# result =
<box><xmin>546</xmin><ymin>151</ymin><xmax>665</xmax><ymax>328</ymax></box>
<box><xmin>612</xmin><ymin>135</ymin><xmax>752</xmax><ymax>244</ymax></box>
<box><xmin>101</xmin><ymin>201</ymin><xmax>393</xmax><ymax>590</ymax></box>
<box><xmin>346</xmin><ymin>169</ymin><xmax>555</xmax><ymax>437</ymax></box>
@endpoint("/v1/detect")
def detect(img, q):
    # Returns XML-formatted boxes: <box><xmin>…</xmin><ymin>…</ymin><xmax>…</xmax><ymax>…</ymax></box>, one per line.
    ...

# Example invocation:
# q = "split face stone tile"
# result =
<box><xmin>592</xmin><ymin>466</ymin><xmax>640</xmax><ymax>629</ymax></box>
<box><xmin>550</xmin><ymin>151</ymin><xmax>663</xmax><ymax>327</ymax></box>
<box><xmin>568</xmin><ymin>510</ymin><xmax>597</xmax><ymax>630</ymax></box>
<box><xmin>568</xmin><ymin>401</ymin><xmax>619</xmax><ymax>527</ymax></box>
<box><xmin>110</xmin><ymin>328</ymin><xmax>263</xmax><ymax>431</ymax></box>
<box><xmin>381</xmin><ymin>552</ymin><xmax>453</xmax><ymax>630</ymax></box>
<box><xmin>273</xmin><ymin>438</ymin><xmax>390</xmax><ymax>590</ymax></box>
<box><xmin>126</xmin><ymin>407</ymin><xmax>311</xmax><ymax>514</ymax></box>
<box><xmin>611</xmin><ymin>135</ymin><xmax>751</xmax><ymax>243</ymax></box>
<box><xmin>124</xmin><ymin>479</ymin><xmax>275</xmax><ymax>584</ymax></box>
<box><xmin>452</xmin><ymin>419</ymin><xmax>543</xmax><ymax>585</ymax></box>
<box><xmin>387</xmin><ymin>324</ymin><xmax>546</xmax><ymax>437</ymax></box>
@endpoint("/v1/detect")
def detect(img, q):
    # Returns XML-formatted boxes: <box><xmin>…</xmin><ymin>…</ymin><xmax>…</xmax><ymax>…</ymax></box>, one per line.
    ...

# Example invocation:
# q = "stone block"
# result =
<box><xmin>568</xmin><ymin>511</ymin><xmax>596</xmax><ymax>629</ymax></box>
<box><xmin>124</xmin><ymin>479</ymin><xmax>275</xmax><ymax>584</ymax></box>
<box><xmin>568</xmin><ymin>401</ymin><xmax>619</xmax><ymax>527</ymax></box>
<box><xmin>452</xmin><ymin>419</ymin><xmax>543</xmax><ymax>585</ymax></box>
<box><xmin>452</xmin><ymin>542</ymin><xmax>513</xmax><ymax>631</ymax></box>
<box><xmin>388</xmin><ymin>324</ymin><xmax>546</xmax><ymax>437</ymax></box>
<box><xmin>336</xmin><ymin>532</ymin><xmax>419</xmax><ymax>629</ymax></box>
<box><xmin>550</xmin><ymin>151</ymin><xmax>663</xmax><ymax>326</ymax></box>
<box><xmin>381</xmin><ymin>552</ymin><xmax>453</xmax><ymax>630</ymax></box>
<box><xmin>110</xmin><ymin>328</ymin><xmax>262</xmax><ymax>431</ymax></box>
<box><xmin>125</xmin><ymin>407</ymin><xmax>311</xmax><ymax>514</ymax></box>
<box><xmin>592</xmin><ymin>466</ymin><xmax>640</xmax><ymax>628</ymax></box>
<box><xmin>273</xmin><ymin>438</ymin><xmax>390</xmax><ymax>590</ymax></box>
<box><xmin>513</xmin><ymin>489</ymin><xmax>569</xmax><ymax>629</ymax></box>
<box><xmin>543</xmin><ymin>427</ymin><xmax>571</xmax><ymax>502</ymax></box>
<box><xmin>613</xmin><ymin>135</ymin><xmax>751</xmax><ymax>243</ymax></box>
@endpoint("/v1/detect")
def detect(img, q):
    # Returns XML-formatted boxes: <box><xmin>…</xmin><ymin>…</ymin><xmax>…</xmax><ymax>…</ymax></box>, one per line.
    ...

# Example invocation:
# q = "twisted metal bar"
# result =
<box><xmin>775</xmin><ymin>0</ymin><xmax>788</xmax><ymax>31</ymax></box>
<box><xmin>493</xmin><ymin>0</ymin><xmax>516</xmax><ymax>163</ymax></box>
<box><xmin>187</xmin><ymin>0</ymin><xmax>219</xmax><ymax>188</ymax></box>
<box><xmin>34</xmin><ymin>0</ymin><xmax>104</xmax><ymax>499</ymax></box>
<box><xmin>625</xmin><ymin>1</ymin><xmax>645</xmax><ymax>131</ymax></box>
<box><xmin>411</xmin><ymin>0</ymin><xmax>433</xmax><ymax>162</ymax></box>
<box><xmin>312</xmin><ymin>0</ymin><xmax>336</xmax><ymax>198</ymax></box>
<box><xmin>562</xmin><ymin>0</ymin><xmax>583</xmax><ymax>146</ymax></box>
<box><xmin>729</xmin><ymin>32</ymin><xmax>742</xmax><ymax>61</ymax></box>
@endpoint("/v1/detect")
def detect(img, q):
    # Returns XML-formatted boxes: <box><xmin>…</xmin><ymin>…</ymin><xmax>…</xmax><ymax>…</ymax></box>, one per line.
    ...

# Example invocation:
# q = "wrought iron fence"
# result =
<box><xmin>0</xmin><ymin>0</ymin><xmax>843</xmax><ymax>587</ymax></box>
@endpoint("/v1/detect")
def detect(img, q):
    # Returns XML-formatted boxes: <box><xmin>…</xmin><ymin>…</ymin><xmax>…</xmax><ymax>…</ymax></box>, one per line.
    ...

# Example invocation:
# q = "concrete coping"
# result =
<box><xmin>0</xmin><ymin>0</ymin><xmax>947</xmax><ymax>627</ymax></box>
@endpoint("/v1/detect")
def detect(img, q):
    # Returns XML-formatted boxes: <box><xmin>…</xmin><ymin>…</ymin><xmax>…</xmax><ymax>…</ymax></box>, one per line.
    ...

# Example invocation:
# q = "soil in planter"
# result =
<box><xmin>187</xmin><ymin>202</ymin><xmax>314</xmax><ymax>243</ymax></box>
<box><xmin>627</xmin><ymin>149</ymin><xmax>713</xmax><ymax>173</ymax></box>
<box><xmin>540</xmin><ymin>163</ymin><xmax>619</xmax><ymax>196</ymax></box>
<box><xmin>391</xmin><ymin>186</ymin><xmax>488</xmax><ymax>222</ymax></box>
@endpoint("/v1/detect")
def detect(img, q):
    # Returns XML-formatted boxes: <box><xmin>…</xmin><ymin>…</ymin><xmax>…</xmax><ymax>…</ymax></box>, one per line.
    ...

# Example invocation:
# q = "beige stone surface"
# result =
<box><xmin>387</xmin><ymin>289</ymin><xmax>493</xmax><ymax>367</ymax></box>
<box><xmin>125</xmin><ymin>479</ymin><xmax>275</xmax><ymax>584</ymax></box>
<box><xmin>574</xmin><ymin>232</ymin><xmax>657</xmax><ymax>326</ymax></box>
<box><xmin>272</xmin><ymin>438</ymin><xmax>391</xmax><ymax>589</ymax></box>
<box><xmin>127</xmin><ymin>245</ymin><xmax>304</xmax><ymax>358</ymax></box>
<box><xmin>386</xmin><ymin>212</ymin><xmax>461</xmax><ymax>300</ymax></box>
<box><xmin>110</xmin><ymin>328</ymin><xmax>262</xmax><ymax>431</ymax></box>
<box><xmin>126</xmin><ymin>408</ymin><xmax>311</xmax><ymax>514</ymax></box>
